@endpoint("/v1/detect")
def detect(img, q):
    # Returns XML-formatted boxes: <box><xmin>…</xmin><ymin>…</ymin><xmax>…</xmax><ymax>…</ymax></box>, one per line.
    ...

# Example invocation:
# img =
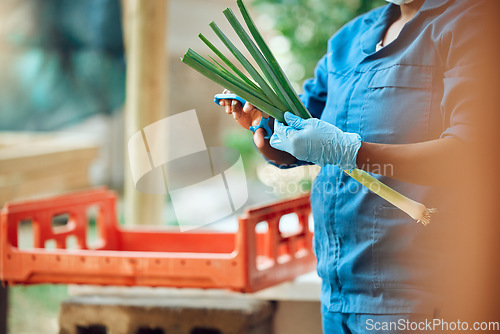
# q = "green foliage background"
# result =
<box><xmin>251</xmin><ymin>0</ymin><xmax>386</xmax><ymax>85</ymax></box>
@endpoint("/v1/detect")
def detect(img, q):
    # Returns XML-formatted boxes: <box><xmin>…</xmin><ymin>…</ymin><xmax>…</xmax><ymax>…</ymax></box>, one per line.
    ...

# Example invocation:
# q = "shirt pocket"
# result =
<box><xmin>372</xmin><ymin>206</ymin><xmax>433</xmax><ymax>290</ymax></box>
<box><xmin>361</xmin><ymin>65</ymin><xmax>432</xmax><ymax>144</ymax></box>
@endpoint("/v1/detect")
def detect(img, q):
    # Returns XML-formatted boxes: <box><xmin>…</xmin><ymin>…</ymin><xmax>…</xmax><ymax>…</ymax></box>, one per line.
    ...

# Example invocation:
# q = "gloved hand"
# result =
<box><xmin>270</xmin><ymin>112</ymin><xmax>362</xmax><ymax>170</ymax></box>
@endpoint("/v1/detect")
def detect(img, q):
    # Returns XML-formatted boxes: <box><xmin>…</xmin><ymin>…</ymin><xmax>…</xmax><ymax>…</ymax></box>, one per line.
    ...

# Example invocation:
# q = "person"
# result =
<box><xmin>219</xmin><ymin>0</ymin><xmax>493</xmax><ymax>332</ymax></box>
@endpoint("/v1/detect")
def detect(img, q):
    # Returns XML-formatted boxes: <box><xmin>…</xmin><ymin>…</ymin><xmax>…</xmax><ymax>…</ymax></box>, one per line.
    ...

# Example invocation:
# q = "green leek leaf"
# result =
<box><xmin>209</xmin><ymin>21</ymin><xmax>287</xmax><ymax>111</ymax></box>
<box><xmin>182</xmin><ymin>49</ymin><xmax>285</xmax><ymax>122</ymax></box>
<box><xmin>223</xmin><ymin>8</ymin><xmax>298</xmax><ymax>116</ymax></box>
<box><xmin>236</xmin><ymin>0</ymin><xmax>311</xmax><ymax>119</ymax></box>
<box><xmin>199</xmin><ymin>33</ymin><xmax>259</xmax><ymax>91</ymax></box>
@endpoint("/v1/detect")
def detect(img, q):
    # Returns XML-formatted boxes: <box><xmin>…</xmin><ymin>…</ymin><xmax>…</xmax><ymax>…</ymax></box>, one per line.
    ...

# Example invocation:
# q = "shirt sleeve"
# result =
<box><xmin>439</xmin><ymin>1</ymin><xmax>490</xmax><ymax>142</ymax></box>
<box><xmin>299</xmin><ymin>53</ymin><xmax>329</xmax><ymax>119</ymax></box>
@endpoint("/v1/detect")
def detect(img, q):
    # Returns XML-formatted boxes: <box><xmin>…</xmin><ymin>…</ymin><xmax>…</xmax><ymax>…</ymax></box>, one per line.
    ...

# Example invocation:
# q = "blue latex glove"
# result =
<box><xmin>270</xmin><ymin>112</ymin><xmax>362</xmax><ymax>170</ymax></box>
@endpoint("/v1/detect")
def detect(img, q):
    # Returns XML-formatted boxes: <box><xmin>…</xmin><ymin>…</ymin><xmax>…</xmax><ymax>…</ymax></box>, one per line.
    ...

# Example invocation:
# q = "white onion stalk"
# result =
<box><xmin>346</xmin><ymin>169</ymin><xmax>437</xmax><ymax>226</ymax></box>
<box><xmin>182</xmin><ymin>0</ymin><xmax>437</xmax><ymax>225</ymax></box>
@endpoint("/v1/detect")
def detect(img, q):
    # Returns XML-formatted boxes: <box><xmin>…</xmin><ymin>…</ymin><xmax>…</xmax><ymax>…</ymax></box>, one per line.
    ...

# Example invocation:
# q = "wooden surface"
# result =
<box><xmin>123</xmin><ymin>0</ymin><xmax>169</xmax><ymax>225</ymax></box>
<box><xmin>0</xmin><ymin>132</ymin><xmax>99</xmax><ymax>206</ymax></box>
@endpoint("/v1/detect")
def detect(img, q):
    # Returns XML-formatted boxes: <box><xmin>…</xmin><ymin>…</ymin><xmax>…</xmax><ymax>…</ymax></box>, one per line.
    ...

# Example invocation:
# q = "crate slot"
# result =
<box><xmin>44</xmin><ymin>239</ymin><xmax>56</xmax><ymax>249</ymax></box>
<box><xmin>308</xmin><ymin>212</ymin><xmax>314</xmax><ymax>232</ymax></box>
<box><xmin>17</xmin><ymin>219</ymin><xmax>33</xmax><ymax>250</ymax></box>
<box><xmin>85</xmin><ymin>204</ymin><xmax>103</xmax><ymax>250</ymax></box>
<box><xmin>51</xmin><ymin>213</ymin><xmax>72</xmax><ymax>233</ymax></box>
<box><xmin>66</xmin><ymin>235</ymin><xmax>79</xmax><ymax>250</ymax></box>
<box><xmin>278</xmin><ymin>212</ymin><xmax>300</xmax><ymax>236</ymax></box>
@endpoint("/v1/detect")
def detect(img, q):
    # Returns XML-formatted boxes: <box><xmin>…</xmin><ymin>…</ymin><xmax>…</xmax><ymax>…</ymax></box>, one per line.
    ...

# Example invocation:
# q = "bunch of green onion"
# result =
<box><xmin>181</xmin><ymin>0</ymin><xmax>437</xmax><ymax>225</ymax></box>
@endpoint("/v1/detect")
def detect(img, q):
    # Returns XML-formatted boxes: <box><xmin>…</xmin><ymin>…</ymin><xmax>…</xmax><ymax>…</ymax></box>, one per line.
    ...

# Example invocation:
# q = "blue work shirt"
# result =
<box><xmin>297</xmin><ymin>0</ymin><xmax>485</xmax><ymax>314</ymax></box>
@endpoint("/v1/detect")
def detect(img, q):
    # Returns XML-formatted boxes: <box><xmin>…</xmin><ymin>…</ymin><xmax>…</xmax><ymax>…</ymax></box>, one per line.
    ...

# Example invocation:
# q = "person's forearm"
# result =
<box><xmin>356</xmin><ymin>137</ymin><xmax>467</xmax><ymax>185</ymax></box>
<box><xmin>256</xmin><ymin>138</ymin><xmax>299</xmax><ymax>167</ymax></box>
<box><xmin>252</xmin><ymin>118</ymin><xmax>299</xmax><ymax>167</ymax></box>
<box><xmin>252</xmin><ymin>126</ymin><xmax>298</xmax><ymax>166</ymax></box>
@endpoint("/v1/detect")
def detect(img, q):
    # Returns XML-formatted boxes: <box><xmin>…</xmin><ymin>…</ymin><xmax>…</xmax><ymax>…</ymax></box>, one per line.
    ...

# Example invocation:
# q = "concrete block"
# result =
<box><xmin>272</xmin><ymin>301</ymin><xmax>322</xmax><ymax>334</ymax></box>
<box><xmin>59</xmin><ymin>295</ymin><xmax>274</xmax><ymax>334</ymax></box>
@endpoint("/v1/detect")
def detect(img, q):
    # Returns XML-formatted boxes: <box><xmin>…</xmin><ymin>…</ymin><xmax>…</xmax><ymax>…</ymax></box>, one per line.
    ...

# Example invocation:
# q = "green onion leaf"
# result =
<box><xmin>223</xmin><ymin>8</ymin><xmax>299</xmax><ymax>115</ymax></box>
<box><xmin>199</xmin><ymin>33</ymin><xmax>260</xmax><ymax>91</ymax></box>
<box><xmin>236</xmin><ymin>0</ymin><xmax>311</xmax><ymax>119</ymax></box>
<box><xmin>209</xmin><ymin>21</ymin><xmax>287</xmax><ymax>111</ymax></box>
<box><xmin>182</xmin><ymin>48</ymin><xmax>285</xmax><ymax>122</ymax></box>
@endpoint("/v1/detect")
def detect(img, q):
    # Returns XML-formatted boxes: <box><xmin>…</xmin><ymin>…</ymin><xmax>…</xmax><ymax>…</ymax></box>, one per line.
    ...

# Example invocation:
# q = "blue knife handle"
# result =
<box><xmin>249</xmin><ymin>117</ymin><xmax>273</xmax><ymax>139</ymax></box>
<box><xmin>214</xmin><ymin>93</ymin><xmax>247</xmax><ymax>106</ymax></box>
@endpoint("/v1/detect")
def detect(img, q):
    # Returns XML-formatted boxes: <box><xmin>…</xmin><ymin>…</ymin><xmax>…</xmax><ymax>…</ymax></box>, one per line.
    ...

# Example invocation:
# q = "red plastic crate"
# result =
<box><xmin>0</xmin><ymin>188</ymin><xmax>315</xmax><ymax>292</ymax></box>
